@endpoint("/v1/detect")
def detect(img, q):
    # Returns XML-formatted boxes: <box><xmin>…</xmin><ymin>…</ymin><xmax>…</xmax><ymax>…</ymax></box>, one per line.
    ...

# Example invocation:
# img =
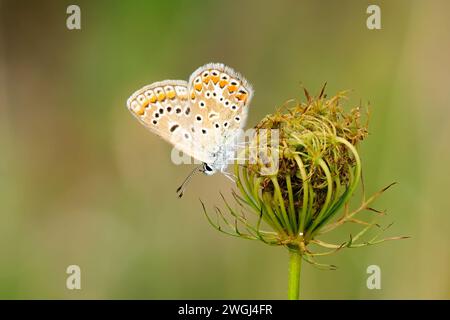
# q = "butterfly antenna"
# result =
<box><xmin>176</xmin><ymin>165</ymin><xmax>203</xmax><ymax>198</ymax></box>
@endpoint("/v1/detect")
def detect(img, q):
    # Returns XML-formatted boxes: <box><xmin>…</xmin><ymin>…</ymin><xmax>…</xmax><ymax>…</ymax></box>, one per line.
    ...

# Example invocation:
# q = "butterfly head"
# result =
<box><xmin>202</xmin><ymin>163</ymin><xmax>216</xmax><ymax>176</ymax></box>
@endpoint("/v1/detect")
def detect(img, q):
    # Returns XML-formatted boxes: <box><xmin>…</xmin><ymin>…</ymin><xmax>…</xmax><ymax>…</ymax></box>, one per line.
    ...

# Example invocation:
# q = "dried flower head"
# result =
<box><xmin>202</xmin><ymin>85</ymin><xmax>407</xmax><ymax>298</ymax></box>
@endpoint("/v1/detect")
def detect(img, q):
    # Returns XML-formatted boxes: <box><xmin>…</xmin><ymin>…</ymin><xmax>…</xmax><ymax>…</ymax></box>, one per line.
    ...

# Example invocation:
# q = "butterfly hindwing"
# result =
<box><xmin>187</xmin><ymin>63</ymin><xmax>254</xmax><ymax>163</ymax></box>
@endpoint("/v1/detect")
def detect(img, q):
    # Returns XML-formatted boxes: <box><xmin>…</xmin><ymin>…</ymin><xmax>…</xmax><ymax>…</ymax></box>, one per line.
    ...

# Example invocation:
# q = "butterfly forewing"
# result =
<box><xmin>126</xmin><ymin>80</ymin><xmax>212</xmax><ymax>163</ymax></box>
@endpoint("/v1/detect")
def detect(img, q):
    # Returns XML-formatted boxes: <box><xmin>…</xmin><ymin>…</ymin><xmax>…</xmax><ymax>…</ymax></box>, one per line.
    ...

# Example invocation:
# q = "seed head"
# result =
<box><xmin>202</xmin><ymin>86</ymin><xmax>407</xmax><ymax>269</ymax></box>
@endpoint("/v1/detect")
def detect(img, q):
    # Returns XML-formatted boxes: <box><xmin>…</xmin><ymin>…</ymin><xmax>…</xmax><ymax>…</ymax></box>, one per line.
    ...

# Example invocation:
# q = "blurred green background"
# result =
<box><xmin>0</xmin><ymin>0</ymin><xmax>449</xmax><ymax>299</ymax></box>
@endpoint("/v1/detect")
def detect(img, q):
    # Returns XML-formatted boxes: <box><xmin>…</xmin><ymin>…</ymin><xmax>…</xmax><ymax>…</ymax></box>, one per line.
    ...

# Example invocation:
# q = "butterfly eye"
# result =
<box><xmin>204</xmin><ymin>163</ymin><xmax>213</xmax><ymax>172</ymax></box>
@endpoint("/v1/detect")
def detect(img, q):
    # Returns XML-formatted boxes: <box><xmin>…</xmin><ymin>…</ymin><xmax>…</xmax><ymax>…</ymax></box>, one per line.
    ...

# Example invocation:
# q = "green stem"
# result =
<box><xmin>288</xmin><ymin>249</ymin><xmax>302</xmax><ymax>300</ymax></box>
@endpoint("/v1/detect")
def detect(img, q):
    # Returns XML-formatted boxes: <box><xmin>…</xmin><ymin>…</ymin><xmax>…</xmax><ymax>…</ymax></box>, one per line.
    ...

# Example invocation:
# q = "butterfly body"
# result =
<box><xmin>126</xmin><ymin>63</ymin><xmax>253</xmax><ymax>176</ymax></box>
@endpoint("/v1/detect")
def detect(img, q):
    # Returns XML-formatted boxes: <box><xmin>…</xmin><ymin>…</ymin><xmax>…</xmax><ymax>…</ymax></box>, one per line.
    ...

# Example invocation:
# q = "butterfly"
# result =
<box><xmin>126</xmin><ymin>63</ymin><xmax>254</xmax><ymax>197</ymax></box>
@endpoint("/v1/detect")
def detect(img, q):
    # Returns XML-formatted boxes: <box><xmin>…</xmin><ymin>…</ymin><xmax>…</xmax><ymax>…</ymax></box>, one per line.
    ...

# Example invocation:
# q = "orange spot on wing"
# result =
<box><xmin>236</xmin><ymin>92</ymin><xmax>248</xmax><ymax>102</ymax></box>
<box><xmin>211</xmin><ymin>75</ymin><xmax>219</xmax><ymax>84</ymax></box>
<box><xmin>133</xmin><ymin>104</ymin><xmax>145</xmax><ymax>115</ymax></box>
<box><xmin>219</xmin><ymin>80</ymin><xmax>228</xmax><ymax>88</ymax></box>
<box><xmin>194</xmin><ymin>83</ymin><xmax>203</xmax><ymax>91</ymax></box>
<box><xmin>202</xmin><ymin>75</ymin><xmax>211</xmax><ymax>84</ymax></box>
<box><xmin>157</xmin><ymin>92</ymin><xmax>166</xmax><ymax>101</ymax></box>
<box><xmin>130</xmin><ymin>100</ymin><xmax>145</xmax><ymax>116</ymax></box>
<box><xmin>166</xmin><ymin>91</ymin><xmax>176</xmax><ymax>99</ymax></box>
<box><xmin>149</xmin><ymin>94</ymin><xmax>157</xmax><ymax>103</ymax></box>
<box><xmin>227</xmin><ymin>85</ymin><xmax>238</xmax><ymax>93</ymax></box>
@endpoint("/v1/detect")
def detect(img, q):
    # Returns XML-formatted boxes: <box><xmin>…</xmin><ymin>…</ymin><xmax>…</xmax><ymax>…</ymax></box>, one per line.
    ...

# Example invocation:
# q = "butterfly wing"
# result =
<box><xmin>126</xmin><ymin>63</ymin><xmax>254</xmax><ymax>170</ymax></box>
<box><xmin>186</xmin><ymin>63</ymin><xmax>254</xmax><ymax>168</ymax></box>
<box><xmin>126</xmin><ymin>80</ymin><xmax>213</xmax><ymax>163</ymax></box>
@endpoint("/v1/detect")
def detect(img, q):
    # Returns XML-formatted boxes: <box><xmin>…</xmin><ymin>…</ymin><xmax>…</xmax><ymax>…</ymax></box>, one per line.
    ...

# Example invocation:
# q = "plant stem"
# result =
<box><xmin>288</xmin><ymin>249</ymin><xmax>302</xmax><ymax>300</ymax></box>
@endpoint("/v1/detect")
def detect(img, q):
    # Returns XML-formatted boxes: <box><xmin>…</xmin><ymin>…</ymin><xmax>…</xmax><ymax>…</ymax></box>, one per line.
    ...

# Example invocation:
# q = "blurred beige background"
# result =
<box><xmin>0</xmin><ymin>0</ymin><xmax>449</xmax><ymax>299</ymax></box>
